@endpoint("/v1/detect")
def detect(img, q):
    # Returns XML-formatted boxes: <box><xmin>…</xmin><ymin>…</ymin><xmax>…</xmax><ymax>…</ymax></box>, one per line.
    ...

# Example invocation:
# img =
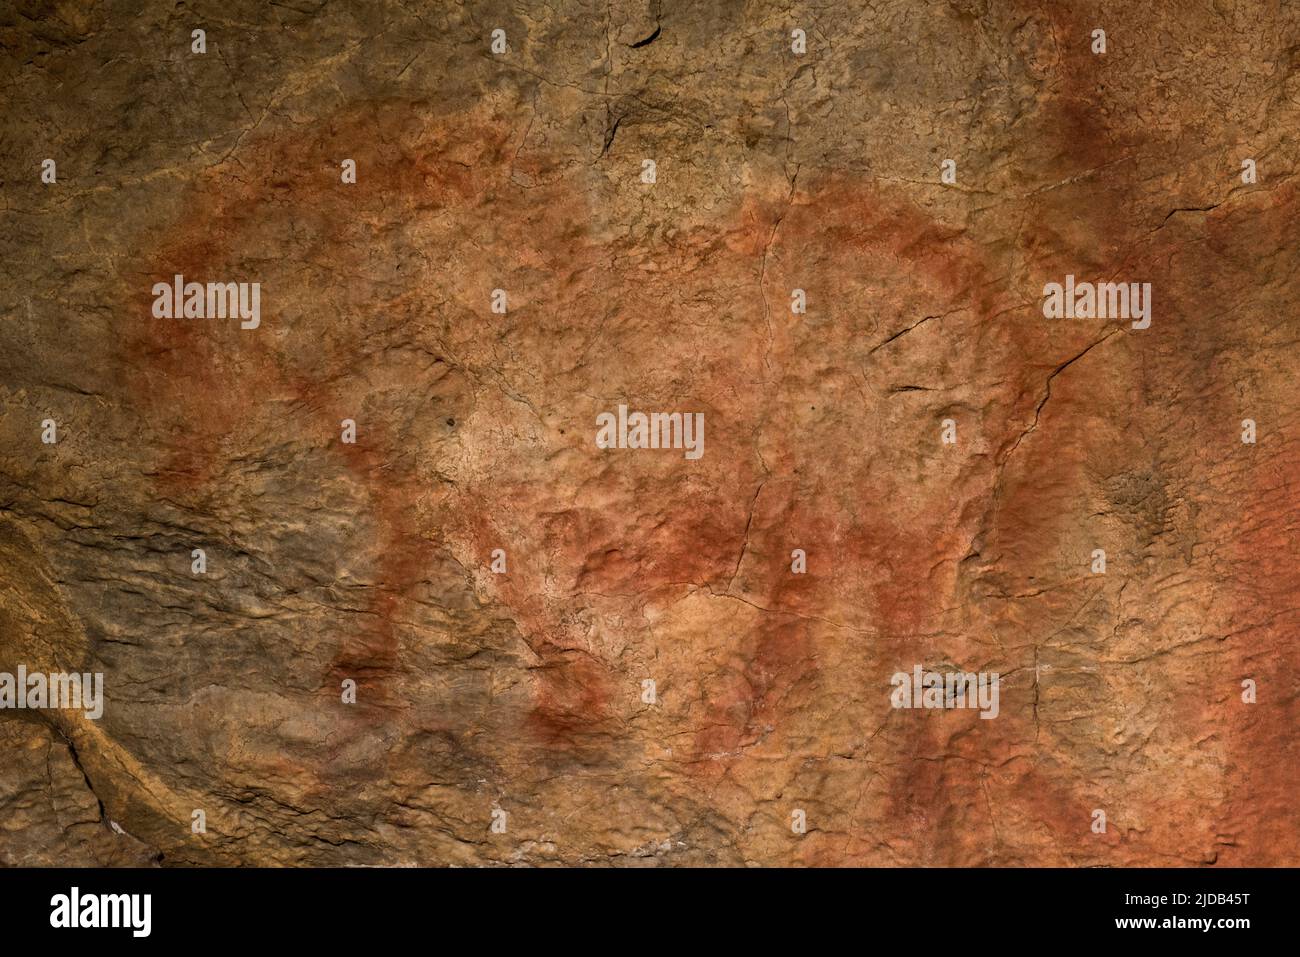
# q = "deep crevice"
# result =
<box><xmin>54</xmin><ymin>725</ymin><xmax>107</xmax><ymax>825</ymax></box>
<box><xmin>628</xmin><ymin>25</ymin><xmax>661</xmax><ymax>48</ymax></box>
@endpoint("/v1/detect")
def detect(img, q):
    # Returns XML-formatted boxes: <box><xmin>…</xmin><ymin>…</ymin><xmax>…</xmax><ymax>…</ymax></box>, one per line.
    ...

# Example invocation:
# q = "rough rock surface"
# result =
<box><xmin>0</xmin><ymin>0</ymin><xmax>1297</xmax><ymax>866</ymax></box>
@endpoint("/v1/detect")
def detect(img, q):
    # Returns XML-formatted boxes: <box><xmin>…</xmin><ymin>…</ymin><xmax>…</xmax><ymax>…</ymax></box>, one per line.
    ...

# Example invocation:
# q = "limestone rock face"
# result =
<box><xmin>0</xmin><ymin>1</ymin><xmax>1296</xmax><ymax>866</ymax></box>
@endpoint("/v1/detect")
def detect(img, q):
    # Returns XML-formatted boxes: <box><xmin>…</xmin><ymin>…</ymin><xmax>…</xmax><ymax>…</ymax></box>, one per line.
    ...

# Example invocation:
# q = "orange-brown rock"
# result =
<box><xmin>0</xmin><ymin>0</ymin><xmax>1296</xmax><ymax>866</ymax></box>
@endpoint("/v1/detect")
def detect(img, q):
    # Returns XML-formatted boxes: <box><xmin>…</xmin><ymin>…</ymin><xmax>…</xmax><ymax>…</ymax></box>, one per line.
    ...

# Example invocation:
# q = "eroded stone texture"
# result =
<box><xmin>0</xmin><ymin>0</ymin><xmax>1297</xmax><ymax>866</ymax></box>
